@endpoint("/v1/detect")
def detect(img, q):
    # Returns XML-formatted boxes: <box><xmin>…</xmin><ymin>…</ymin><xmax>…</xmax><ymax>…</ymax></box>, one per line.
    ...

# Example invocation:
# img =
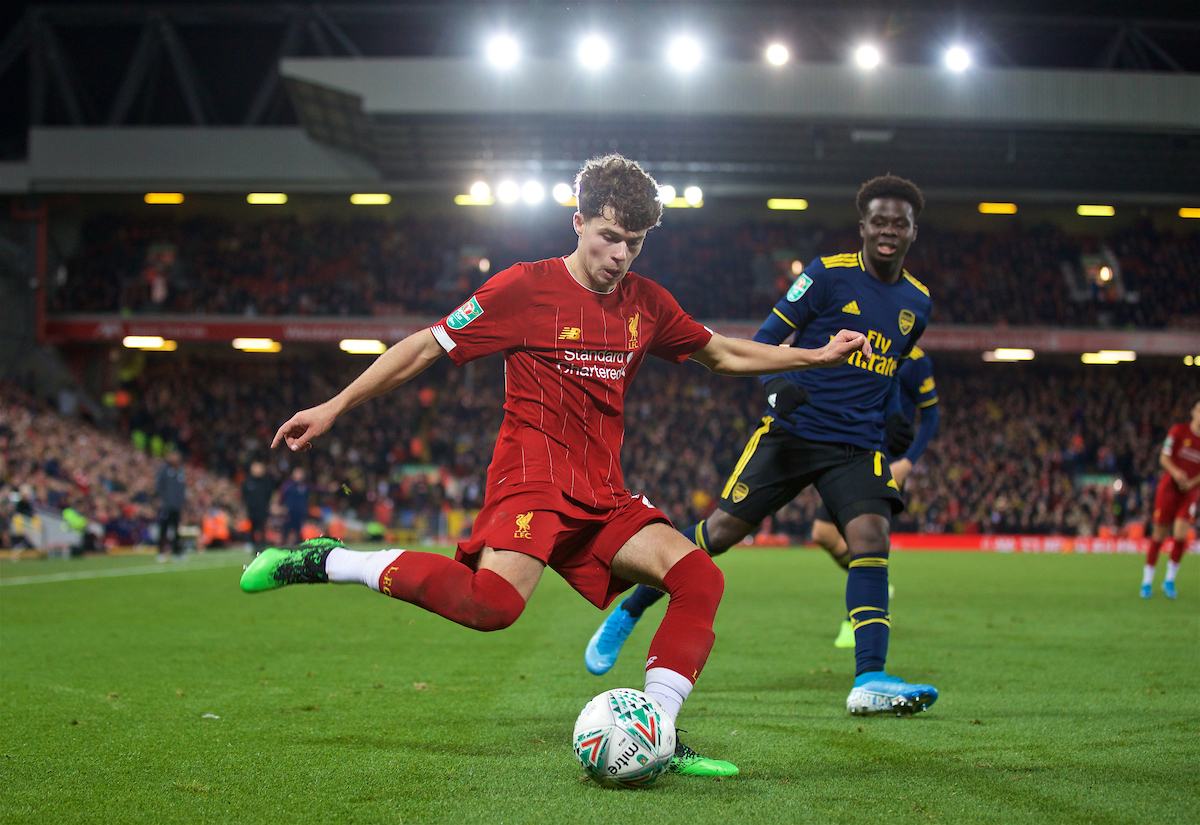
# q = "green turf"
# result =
<box><xmin>1</xmin><ymin>547</ymin><xmax>1196</xmax><ymax>824</ymax></box>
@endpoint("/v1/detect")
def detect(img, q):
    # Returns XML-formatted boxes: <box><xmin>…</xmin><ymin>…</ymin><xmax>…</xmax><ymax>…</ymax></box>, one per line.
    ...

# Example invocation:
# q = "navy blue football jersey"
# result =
<box><xmin>754</xmin><ymin>251</ymin><xmax>932</xmax><ymax>451</ymax></box>
<box><xmin>886</xmin><ymin>346</ymin><xmax>939</xmax><ymax>463</ymax></box>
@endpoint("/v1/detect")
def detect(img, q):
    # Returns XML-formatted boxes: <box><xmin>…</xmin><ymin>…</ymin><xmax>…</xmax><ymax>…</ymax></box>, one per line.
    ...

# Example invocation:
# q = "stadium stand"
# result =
<box><xmin>12</xmin><ymin>353</ymin><xmax>1179</xmax><ymax>551</ymax></box>
<box><xmin>49</xmin><ymin>216</ymin><xmax>1199</xmax><ymax>328</ymax></box>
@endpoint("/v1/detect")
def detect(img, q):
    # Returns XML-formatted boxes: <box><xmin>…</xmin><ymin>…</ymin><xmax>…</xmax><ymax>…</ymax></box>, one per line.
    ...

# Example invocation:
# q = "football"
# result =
<box><xmin>572</xmin><ymin>688</ymin><xmax>676</xmax><ymax>788</ymax></box>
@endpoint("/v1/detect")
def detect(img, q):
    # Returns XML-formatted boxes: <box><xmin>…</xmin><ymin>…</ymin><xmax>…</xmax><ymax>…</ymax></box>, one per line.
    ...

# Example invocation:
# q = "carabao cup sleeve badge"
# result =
<box><xmin>447</xmin><ymin>296</ymin><xmax>484</xmax><ymax>330</ymax></box>
<box><xmin>787</xmin><ymin>273</ymin><xmax>813</xmax><ymax>302</ymax></box>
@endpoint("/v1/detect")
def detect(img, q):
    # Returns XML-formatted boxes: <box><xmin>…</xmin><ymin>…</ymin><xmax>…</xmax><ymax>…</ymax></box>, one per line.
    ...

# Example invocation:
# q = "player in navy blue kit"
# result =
<box><xmin>586</xmin><ymin>175</ymin><xmax>939</xmax><ymax>716</ymax></box>
<box><xmin>815</xmin><ymin>347</ymin><xmax>939</xmax><ymax>647</ymax></box>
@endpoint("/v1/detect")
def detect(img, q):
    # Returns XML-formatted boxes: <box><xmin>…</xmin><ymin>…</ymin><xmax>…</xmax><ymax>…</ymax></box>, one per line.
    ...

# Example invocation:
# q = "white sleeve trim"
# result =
<box><xmin>430</xmin><ymin>324</ymin><xmax>457</xmax><ymax>353</ymax></box>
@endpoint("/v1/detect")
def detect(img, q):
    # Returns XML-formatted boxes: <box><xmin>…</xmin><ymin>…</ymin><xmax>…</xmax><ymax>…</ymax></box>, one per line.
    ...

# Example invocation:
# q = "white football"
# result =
<box><xmin>572</xmin><ymin>688</ymin><xmax>676</xmax><ymax>788</ymax></box>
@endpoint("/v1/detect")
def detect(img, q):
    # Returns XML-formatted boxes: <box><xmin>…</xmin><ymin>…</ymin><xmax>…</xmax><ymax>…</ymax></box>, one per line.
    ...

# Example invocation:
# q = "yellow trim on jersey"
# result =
<box><xmin>848</xmin><ymin>557</ymin><xmax>889</xmax><ymax>569</ymax></box>
<box><xmin>821</xmin><ymin>253</ymin><xmax>861</xmax><ymax>269</ymax></box>
<box><xmin>772</xmin><ymin>307</ymin><xmax>798</xmax><ymax>328</ymax></box>
<box><xmin>850</xmin><ymin>617</ymin><xmax>892</xmax><ymax>630</ymax></box>
<box><xmin>910</xmin><ymin>345</ymin><xmax>925</xmax><ymax>359</ymax></box>
<box><xmin>918</xmin><ymin>396</ymin><xmax>939</xmax><ymax>408</ymax></box>
<box><xmin>903</xmin><ymin>271</ymin><xmax>930</xmax><ymax>296</ymax></box>
<box><xmin>874</xmin><ymin>451</ymin><xmax>884</xmax><ymax>476</ymax></box>
<box><xmin>849</xmin><ymin>606</ymin><xmax>888</xmax><ymax>617</ymax></box>
<box><xmin>721</xmin><ymin>416</ymin><xmax>774</xmax><ymax>500</ymax></box>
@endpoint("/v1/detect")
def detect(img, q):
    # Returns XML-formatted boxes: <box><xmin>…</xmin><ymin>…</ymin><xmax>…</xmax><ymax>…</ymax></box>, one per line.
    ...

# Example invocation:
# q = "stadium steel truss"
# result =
<box><xmin>1</xmin><ymin>3</ymin><xmax>1199</xmax><ymax>199</ymax></box>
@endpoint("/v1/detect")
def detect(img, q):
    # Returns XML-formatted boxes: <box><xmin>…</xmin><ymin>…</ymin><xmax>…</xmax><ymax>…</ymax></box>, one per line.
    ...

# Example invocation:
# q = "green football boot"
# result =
<box><xmin>834</xmin><ymin>619</ymin><xmax>856</xmax><ymax>648</ymax></box>
<box><xmin>668</xmin><ymin>739</ymin><xmax>739</xmax><ymax>777</ymax></box>
<box><xmin>240</xmin><ymin>537</ymin><xmax>345</xmax><ymax>593</ymax></box>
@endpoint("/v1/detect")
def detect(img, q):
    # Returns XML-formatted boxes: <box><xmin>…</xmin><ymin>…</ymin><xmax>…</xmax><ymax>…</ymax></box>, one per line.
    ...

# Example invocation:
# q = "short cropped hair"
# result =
<box><xmin>575</xmin><ymin>154</ymin><xmax>663</xmax><ymax>232</ymax></box>
<box><xmin>856</xmin><ymin>174</ymin><xmax>925</xmax><ymax>218</ymax></box>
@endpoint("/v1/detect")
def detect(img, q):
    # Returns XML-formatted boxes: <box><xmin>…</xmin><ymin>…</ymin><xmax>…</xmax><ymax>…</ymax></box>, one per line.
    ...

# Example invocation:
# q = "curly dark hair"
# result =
<box><xmin>574</xmin><ymin>154</ymin><xmax>663</xmax><ymax>232</ymax></box>
<box><xmin>856</xmin><ymin>174</ymin><xmax>925</xmax><ymax>218</ymax></box>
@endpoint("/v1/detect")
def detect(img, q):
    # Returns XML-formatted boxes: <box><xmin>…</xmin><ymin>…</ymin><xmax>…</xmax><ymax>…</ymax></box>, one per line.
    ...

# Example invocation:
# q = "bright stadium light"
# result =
<box><xmin>350</xmin><ymin>193</ymin><xmax>391</xmax><ymax>205</ymax></box>
<box><xmin>486</xmin><ymin>34</ymin><xmax>520</xmax><ymax>69</ymax></box>
<box><xmin>144</xmin><ymin>193</ymin><xmax>183</xmax><ymax>205</ymax></box>
<box><xmin>765</xmin><ymin>43</ymin><xmax>789</xmax><ymax>66</ymax></box>
<box><xmin>496</xmin><ymin>181</ymin><xmax>520</xmax><ymax>204</ymax></box>
<box><xmin>979</xmin><ymin>202</ymin><xmax>1018</xmax><ymax>214</ymax></box>
<box><xmin>522</xmin><ymin>181</ymin><xmax>545</xmax><ymax>204</ymax></box>
<box><xmin>657</xmin><ymin>185</ymin><xmax>676</xmax><ymax>204</ymax></box>
<box><xmin>247</xmin><ymin>193</ymin><xmax>287</xmax><ymax>204</ymax></box>
<box><xmin>1178</xmin><ymin>207</ymin><xmax>1200</xmax><ymax>219</ymax></box>
<box><xmin>768</xmin><ymin>198</ymin><xmax>808</xmax><ymax>211</ymax></box>
<box><xmin>855</xmin><ymin>44</ymin><xmax>881</xmax><ymax>69</ymax></box>
<box><xmin>983</xmin><ymin>349</ymin><xmax>1035</xmax><ymax>362</ymax></box>
<box><xmin>123</xmin><ymin>336</ymin><xmax>167</xmax><ymax>349</ymax></box>
<box><xmin>944</xmin><ymin>46</ymin><xmax>971</xmax><ymax>72</ymax></box>
<box><xmin>1184</xmin><ymin>355</ymin><xmax>1194</xmax><ymax>366</ymax></box>
<box><xmin>552</xmin><ymin>182</ymin><xmax>575</xmax><ymax>204</ymax></box>
<box><xmin>684</xmin><ymin>186</ymin><xmax>703</xmax><ymax>206</ymax></box>
<box><xmin>339</xmin><ymin>339</ymin><xmax>387</xmax><ymax>355</ymax></box>
<box><xmin>1081</xmin><ymin>350</ymin><xmax>1136</xmax><ymax>364</ymax></box>
<box><xmin>470</xmin><ymin>181</ymin><xmax>491</xmax><ymax>201</ymax></box>
<box><xmin>791</xmin><ymin>260</ymin><xmax>804</xmax><ymax>275</ymax></box>
<box><xmin>1077</xmin><ymin>204</ymin><xmax>1115</xmax><ymax>217</ymax></box>
<box><xmin>666</xmin><ymin>37</ymin><xmax>702</xmax><ymax>72</ymax></box>
<box><xmin>233</xmin><ymin>338</ymin><xmax>281</xmax><ymax>353</ymax></box>
<box><xmin>577</xmin><ymin>35</ymin><xmax>611</xmax><ymax>69</ymax></box>
<box><xmin>478</xmin><ymin>258</ymin><xmax>491</xmax><ymax>273</ymax></box>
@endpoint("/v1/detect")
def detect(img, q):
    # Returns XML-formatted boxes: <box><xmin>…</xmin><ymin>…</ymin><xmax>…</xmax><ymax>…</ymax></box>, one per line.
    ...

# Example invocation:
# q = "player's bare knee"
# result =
<box><xmin>843</xmin><ymin>513</ymin><xmax>891</xmax><ymax>557</ymax></box>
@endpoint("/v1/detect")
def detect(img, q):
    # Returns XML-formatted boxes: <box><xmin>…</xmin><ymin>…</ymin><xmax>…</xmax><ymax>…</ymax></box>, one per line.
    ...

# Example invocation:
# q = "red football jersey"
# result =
<box><xmin>1162</xmin><ymin>423</ymin><xmax>1200</xmax><ymax>479</ymax></box>
<box><xmin>430</xmin><ymin>257</ymin><xmax>713</xmax><ymax>509</ymax></box>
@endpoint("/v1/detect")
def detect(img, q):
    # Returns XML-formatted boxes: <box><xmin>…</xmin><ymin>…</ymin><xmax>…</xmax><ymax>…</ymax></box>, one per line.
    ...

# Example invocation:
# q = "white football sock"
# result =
<box><xmin>1143</xmin><ymin>565</ymin><xmax>1156</xmax><ymax>586</ymax></box>
<box><xmin>644</xmin><ymin>667</ymin><xmax>693</xmax><ymax>724</ymax></box>
<box><xmin>1166</xmin><ymin>561</ymin><xmax>1180</xmax><ymax>583</ymax></box>
<box><xmin>326</xmin><ymin>548</ymin><xmax>405</xmax><ymax>591</ymax></box>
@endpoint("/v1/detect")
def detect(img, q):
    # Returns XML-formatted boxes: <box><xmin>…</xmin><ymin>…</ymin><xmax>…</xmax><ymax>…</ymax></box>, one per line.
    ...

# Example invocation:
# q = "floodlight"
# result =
<box><xmin>983</xmin><ymin>349</ymin><xmax>1035</xmax><ymax>362</ymax></box>
<box><xmin>496</xmin><ymin>181</ymin><xmax>520</xmax><ymax>204</ymax></box>
<box><xmin>339</xmin><ymin>339</ymin><xmax>387</xmax><ymax>355</ymax></box>
<box><xmin>144</xmin><ymin>193</ymin><xmax>183</xmax><ymax>205</ymax></box>
<box><xmin>486</xmin><ymin>34</ymin><xmax>520</xmax><ymax>69</ymax></box>
<box><xmin>350</xmin><ymin>194</ymin><xmax>391</xmax><ymax>205</ymax></box>
<box><xmin>657</xmin><ymin>185</ymin><xmax>676</xmax><ymax>203</ymax></box>
<box><xmin>1081</xmin><ymin>350</ymin><xmax>1136</xmax><ymax>364</ymax></box>
<box><xmin>944</xmin><ymin>46</ymin><xmax>971</xmax><ymax>72</ymax></box>
<box><xmin>1178</xmin><ymin>207</ymin><xmax>1200</xmax><ymax>219</ymax></box>
<box><xmin>552</xmin><ymin>183</ymin><xmax>574</xmax><ymax>204</ymax></box>
<box><xmin>577</xmin><ymin>35</ymin><xmax>611</xmax><ymax>69</ymax></box>
<box><xmin>470</xmin><ymin>181</ymin><xmax>491</xmax><ymax>201</ymax></box>
<box><xmin>978</xmin><ymin>202</ymin><xmax>1017</xmax><ymax>214</ymax></box>
<box><xmin>768</xmin><ymin>198</ymin><xmax>808</xmax><ymax>211</ymax></box>
<box><xmin>791</xmin><ymin>260</ymin><xmax>804</xmax><ymax>275</ymax></box>
<box><xmin>479</xmin><ymin>258</ymin><xmax>491</xmax><ymax>273</ymax></box>
<box><xmin>667</xmin><ymin>37</ymin><xmax>702</xmax><ymax>72</ymax></box>
<box><xmin>684</xmin><ymin>186</ymin><xmax>703</xmax><ymax>205</ymax></box>
<box><xmin>522</xmin><ymin>181</ymin><xmax>545</xmax><ymax>204</ymax></box>
<box><xmin>855</xmin><ymin>44</ymin><xmax>881</xmax><ymax>69</ymax></box>
<box><xmin>765</xmin><ymin>44</ymin><xmax>789</xmax><ymax>66</ymax></box>
<box><xmin>247</xmin><ymin>193</ymin><xmax>287</xmax><ymax>204</ymax></box>
<box><xmin>1077</xmin><ymin>205</ymin><xmax>1115</xmax><ymax>217</ymax></box>
<box><xmin>1185</xmin><ymin>356</ymin><xmax>1195</xmax><ymax>366</ymax></box>
<box><xmin>232</xmin><ymin>338</ymin><xmax>281</xmax><ymax>352</ymax></box>
<box><xmin>123</xmin><ymin>336</ymin><xmax>165</xmax><ymax>349</ymax></box>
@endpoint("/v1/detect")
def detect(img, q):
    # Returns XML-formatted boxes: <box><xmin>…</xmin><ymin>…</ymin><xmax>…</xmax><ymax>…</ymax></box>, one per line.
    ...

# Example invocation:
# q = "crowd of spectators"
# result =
<box><xmin>1</xmin><ymin>387</ymin><xmax>243</xmax><ymax>550</ymax></box>
<box><xmin>51</xmin><ymin>214</ymin><xmax>1199</xmax><ymax>329</ymax></box>
<box><xmin>90</xmin><ymin>352</ymin><xmax>1198</xmax><ymax>545</ymax></box>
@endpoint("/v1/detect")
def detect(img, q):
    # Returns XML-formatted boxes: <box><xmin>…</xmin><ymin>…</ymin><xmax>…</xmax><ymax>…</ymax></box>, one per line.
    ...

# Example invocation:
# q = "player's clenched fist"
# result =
<box><xmin>815</xmin><ymin>329</ymin><xmax>872</xmax><ymax>367</ymax></box>
<box><xmin>271</xmin><ymin>403</ymin><xmax>338</xmax><ymax>452</ymax></box>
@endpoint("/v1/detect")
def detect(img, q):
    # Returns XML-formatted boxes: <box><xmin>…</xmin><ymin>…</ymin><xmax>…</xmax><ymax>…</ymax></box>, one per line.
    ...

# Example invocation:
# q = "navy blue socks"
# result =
<box><xmin>846</xmin><ymin>552</ymin><xmax>890</xmax><ymax>675</ymax></box>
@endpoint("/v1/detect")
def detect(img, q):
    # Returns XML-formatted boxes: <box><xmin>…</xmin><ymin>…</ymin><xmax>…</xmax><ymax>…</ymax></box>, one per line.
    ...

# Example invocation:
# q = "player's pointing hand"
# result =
<box><xmin>271</xmin><ymin>402</ymin><xmax>338</xmax><ymax>452</ymax></box>
<box><xmin>815</xmin><ymin>329</ymin><xmax>872</xmax><ymax>367</ymax></box>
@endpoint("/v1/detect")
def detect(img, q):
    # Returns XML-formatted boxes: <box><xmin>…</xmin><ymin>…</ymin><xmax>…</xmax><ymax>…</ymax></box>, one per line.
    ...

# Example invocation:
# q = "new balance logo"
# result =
<box><xmin>842</xmin><ymin>301</ymin><xmax>861</xmax><ymax>315</ymax></box>
<box><xmin>558</xmin><ymin>327</ymin><xmax>581</xmax><ymax>340</ymax></box>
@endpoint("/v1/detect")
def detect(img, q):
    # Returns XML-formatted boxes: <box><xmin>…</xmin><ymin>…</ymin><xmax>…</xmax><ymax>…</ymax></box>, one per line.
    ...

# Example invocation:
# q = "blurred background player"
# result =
<box><xmin>586</xmin><ymin>175</ymin><xmax>938</xmax><ymax>716</ymax></box>
<box><xmin>1141</xmin><ymin>399</ymin><xmax>1200</xmax><ymax>599</ymax></box>
<box><xmin>241</xmin><ymin>461</ymin><xmax>275</xmax><ymax>554</ymax></box>
<box><xmin>814</xmin><ymin>346</ymin><xmax>939</xmax><ymax>647</ymax></box>
<box><xmin>278</xmin><ymin>466</ymin><xmax>311</xmax><ymax>545</ymax></box>
<box><xmin>155</xmin><ymin>449</ymin><xmax>186</xmax><ymax>562</ymax></box>
<box><xmin>240</xmin><ymin>154</ymin><xmax>871</xmax><ymax>777</ymax></box>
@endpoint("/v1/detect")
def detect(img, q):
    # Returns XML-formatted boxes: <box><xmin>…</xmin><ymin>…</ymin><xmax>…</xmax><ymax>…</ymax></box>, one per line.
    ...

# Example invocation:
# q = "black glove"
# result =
<box><xmin>764</xmin><ymin>376</ymin><xmax>809</xmax><ymax>425</ymax></box>
<box><xmin>885</xmin><ymin>413</ymin><xmax>915</xmax><ymax>456</ymax></box>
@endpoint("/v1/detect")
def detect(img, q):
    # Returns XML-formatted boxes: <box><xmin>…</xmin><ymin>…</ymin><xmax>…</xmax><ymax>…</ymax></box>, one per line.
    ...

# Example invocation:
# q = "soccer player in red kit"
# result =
<box><xmin>1141</xmin><ymin>399</ymin><xmax>1200</xmax><ymax>599</ymax></box>
<box><xmin>241</xmin><ymin>155</ymin><xmax>870</xmax><ymax>776</ymax></box>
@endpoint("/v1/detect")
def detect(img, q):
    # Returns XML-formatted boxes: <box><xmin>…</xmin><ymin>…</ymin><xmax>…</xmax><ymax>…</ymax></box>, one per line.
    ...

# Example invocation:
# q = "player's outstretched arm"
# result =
<box><xmin>271</xmin><ymin>328</ymin><xmax>446</xmax><ymax>452</ymax></box>
<box><xmin>690</xmin><ymin>329</ymin><xmax>871</xmax><ymax>376</ymax></box>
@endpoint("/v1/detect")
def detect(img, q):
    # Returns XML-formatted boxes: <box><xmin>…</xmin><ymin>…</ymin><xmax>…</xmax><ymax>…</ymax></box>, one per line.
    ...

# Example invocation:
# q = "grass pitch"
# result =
<box><xmin>1</xmin><ymin>547</ymin><xmax>1196</xmax><ymax>824</ymax></box>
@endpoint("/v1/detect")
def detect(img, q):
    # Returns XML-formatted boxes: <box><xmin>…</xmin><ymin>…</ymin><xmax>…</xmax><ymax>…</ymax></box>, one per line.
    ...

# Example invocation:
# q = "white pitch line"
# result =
<box><xmin>0</xmin><ymin>555</ymin><xmax>250</xmax><ymax>586</ymax></box>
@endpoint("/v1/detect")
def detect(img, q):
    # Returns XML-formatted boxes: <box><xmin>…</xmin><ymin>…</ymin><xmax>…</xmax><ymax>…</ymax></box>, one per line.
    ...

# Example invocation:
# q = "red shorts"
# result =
<box><xmin>456</xmin><ymin>484</ymin><xmax>671</xmax><ymax>609</ymax></box>
<box><xmin>1153</xmin><ymin>477</ymin><xmax>1200</xmax><ymax>526</ymax></box>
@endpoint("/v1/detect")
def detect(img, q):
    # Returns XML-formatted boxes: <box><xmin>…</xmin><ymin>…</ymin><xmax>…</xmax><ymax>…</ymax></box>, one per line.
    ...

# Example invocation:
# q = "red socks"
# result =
<box><xmin>645</xmin><ymin>549</ymin><xmax>725</xmax><ymax>685</ymax></box>
<box><xmin>1147</xmin><ymin>539</ymin><xmax>1165</xmax><ymax>567</ymax></box>
<box><xmin>1169</xmin><ymin>539</ymin><xmax>1186</xmax><ymax>565</ymax></box>
<box><xmin>378</xmin><ymin>552</ymin><xmax>525</xmax><ymax>632</ymax></box>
